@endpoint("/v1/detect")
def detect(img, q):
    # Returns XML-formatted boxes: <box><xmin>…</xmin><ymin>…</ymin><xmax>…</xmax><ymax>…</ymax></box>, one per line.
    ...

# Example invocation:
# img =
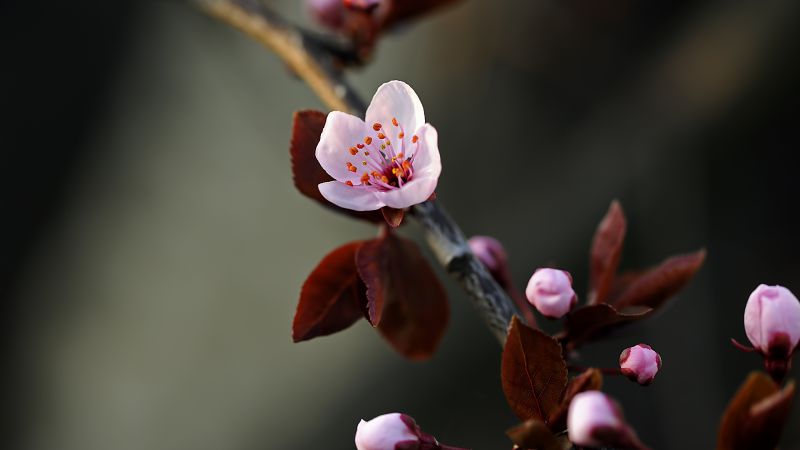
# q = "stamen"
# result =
<box><xmin>397</xmin><ymin>152</ymin><xmax>404</xmax><ymax>159</ymax></box>
<box><xmin>364</xmin><ymin>136</ymin><xmax>373</xmax><ymax>145</ymax></box>
<box><xmin>345</xmin><ymin>181</ymin><xmax>353</xmax><ymax>186</ymax></box>
<box><xmin>377</xmin><ymin>132</ymin><xmax>386</xmax><ymax>140</ymax></box>
<box><xmin>392</xmin><ymin>117</ymin><xmax>398</xmax><ymax>127</ymax></box>
<box><xmin>372</xmin><ymin>123</ymin><xmax>382</xmax><ymax>131</ymax></box>
<box><xmin>398</xmin><ymin>132</ymin><xmax>404</xmax><ymax>139</ymax></box>
<box><xmin>360</xmin><ymin>173</ymin><xmax>370</xmax><ymax>184</ymax></box>
<box><xmin>361</xmin><ymin>161</ymin><xmax>367</xmax><ymax>166</ymax></box>
<box><xmin>364</xmin><ymin>151</ymin><xmax>370</xmax><ymax>156</ymax></box>
<box><xmin>381</xmin><ymin>144</ymin><xmax>386</xmax><ymax>150</ymax></box>
<box><xmin>349</xmin><ymin>147</ymin><xmax>358</xmax><ymax>155</ymax></box>
<box><xmin>385</xmin><ymin>140</ymin><xmax>391</xmax><ymax>146</ymax></box>
<box><xmin>357</xmin><ymin>143</ymin><xmax>364</xmax><ymax>149</ymax></box>
<box><xmin>346</xmin><ymin>162</ymin><xmax>357</xmax><ymax>173</ymax></box>
<box><xmin>412</xmin><ymin>135</ymin><xmax>419</xmax><ymax>143</ymax></box>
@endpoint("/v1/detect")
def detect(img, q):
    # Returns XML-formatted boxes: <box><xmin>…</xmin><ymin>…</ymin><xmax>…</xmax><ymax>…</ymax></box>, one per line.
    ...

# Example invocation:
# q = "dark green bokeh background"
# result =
<box><xmin>3</xmin><ymin>0</ymin><xmax>800</xmax><ymax>449</ymax></box>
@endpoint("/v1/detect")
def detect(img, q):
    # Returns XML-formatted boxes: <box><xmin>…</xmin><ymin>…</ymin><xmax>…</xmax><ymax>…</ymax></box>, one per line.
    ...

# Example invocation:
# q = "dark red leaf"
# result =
<box><xmin>356</xmin><ymin>232</ymin><xmax>449</xmax><ymax>360</ymax></box>
<box><xmin>502</xmin><ymin>316</ymin><xmax>568</xmax><ymax>423</ymax></box>
<box><xmin>382</xmin><ymin>0</ymin><xmax>464</xmax><ymax>28</ymax></box>
<box><xmin>564</xmin><ymin>304</ymin><xmax>653</xmax><ymax>348</ymax></box>
<box><xmin>381</xmin><ymin>206</ymin><xmax>405</xmax><ymax>228</ymax></box>
<box><xmin>506</xmin><ymin>419</ymin><xmax>563</xmax><ymax>450</ymax></box>
<box><xmin>612</xmin><ymin>249</ymin><xmax>706</xmax><ymax>309</ymax></box>
<box><xmin>292</xmin><ymin>241</ymin><xmax>367</xmax><ymax>342</ymax></box>
<box><xmin>289</xmin><ymin>110</ymin><xmax>384</xmax><ymax>223</ymax></box>
<box><xmin>588</xmin><ymin>200</ymin><xmax>626</xmax><ymax>305</ymax></box>
<box><xmin>717</xmin><ymin>372</ymin><xmax>796</xmax><ymax>450</ymax></box>
<box><xmin>355</xmin><ymin>237</ymin><xmax>387</xmax><ymax>326</ymax></box>
<box><xmin>548</xmin><ymin>368</ymin><xmax>604</xmax><ymax>432</ymax></box>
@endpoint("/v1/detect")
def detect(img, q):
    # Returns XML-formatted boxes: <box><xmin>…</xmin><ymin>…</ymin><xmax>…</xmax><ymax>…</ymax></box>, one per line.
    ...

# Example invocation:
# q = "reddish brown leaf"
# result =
<box><xmin>355</xmin><ymin>237</ymin><xmax>387</xmax><ymax>326</ymax></box>
<box><xmin>717</xmin><ymin>372</ymin><xmax>796</xmax><ymax>450</ymax></box>
<box><xmin>506</xmin><ymin>419</ymin><xmax>563</xmax><ymax>450</ymax></box>
<box><xmin>588</xmin><ymin>200</ymin><xmax>626</xmax><ymax>305</ymax></box>
<box><xmin>564</xmin><ymin>304</ymin><xmax>653</xmax><ymax>348</ymax></box>
<box><xmin>292</xmin><ymin>241</ymin><xmax>367</xmax><ymax>342</ymax></box>
<box><xmin>502</xmin><ymin>316</ymin><xmax>568</xmax><ymax>423</ymax></box>
<box><xmin>548</xmin><ymin>368</ymin><xmax>604</xmax><ymax>432</ymax></box>
<box><xmin>382</xmin><ymin>0</ymin><xmax>464</xmax><ymax>28</ymax></box>
<box><xmin>612</xmin><ymin>249</ymin><xmax>706</xmax><ymax>310</ymax></box>
<box><xmin>289</xmin><ymin>110</ymin><xmax>383</xmax><ymax>223</ymax></box>
<box><xmin>356</xmin><ymin>232</ymin><xmax>449</xmax><ymax>360</ymax></box>
<box><xmin>381</xmin><ymin>206</ymin><xmax>405</xmax><ymax>228</ymax></box>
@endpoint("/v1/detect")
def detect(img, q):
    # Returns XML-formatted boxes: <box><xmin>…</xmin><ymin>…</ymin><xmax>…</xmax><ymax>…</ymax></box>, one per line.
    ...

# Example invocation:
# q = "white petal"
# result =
<box><xmin>316</xmin><ymin>111</ymin><xmax>370</xmax><ymax>182</ymax></box>
<box><xmin>318</xmin><ymin>181</ymin><xmax>385</xmax><ymax>211</ymax></box>
<box><xmin>408</xmin><ymin>123</ymin><xmax>441</xmax><ymax>179</ymax></box>
<box><xmin>365</xmin><ymin>81</ymin><xmax>425</xmax><ymax>141</ymax></box>
<box><xmin>375</xmin><ymin>175</ymin><xmax>438</xmax><ymax>209</ymax></box>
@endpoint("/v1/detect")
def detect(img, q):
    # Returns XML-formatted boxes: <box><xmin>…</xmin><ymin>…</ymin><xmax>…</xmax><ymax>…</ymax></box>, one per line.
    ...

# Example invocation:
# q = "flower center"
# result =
<box><xmin>342</xmin><ymin>118</ymin><xmax>419</xmax><ymax>190</ymax></box>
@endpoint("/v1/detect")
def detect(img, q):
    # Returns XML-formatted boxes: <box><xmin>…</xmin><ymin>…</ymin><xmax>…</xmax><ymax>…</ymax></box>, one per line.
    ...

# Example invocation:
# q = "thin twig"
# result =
<box><xmin>193</xmin><ymin>0</ymin><xmax>519</xmax><ymax>344</ymax></box>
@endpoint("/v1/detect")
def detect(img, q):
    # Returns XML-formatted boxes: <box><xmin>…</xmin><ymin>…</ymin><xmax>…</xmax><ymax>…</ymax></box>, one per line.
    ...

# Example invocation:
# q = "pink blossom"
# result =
<box><xmin>316</xmin><ymin>81</ymin><xmax>441</xmax><ymax>211</ymax></box>
<box><xmin>744</xmin><ymin>284</ymin><xmax>800</xmax><ymax>359</ymax></box>
<box><xmin>568</xmin><ymin>391</ymin><xmax>648</xmax><ymax>450</ymax></box>
<box><xmin>619</xmin><ymin>344</ymin><xmax>662</xmax><ymax>386</ymax></box>
<box><xmin>525</xmin><ymin>268</ymin><xmax>577</xmax><ymax>318</ymax></box>
<box><xmin>355</xmin><ymin>413</ymin><xmax>419</xmax><ymax>450</ymax></box>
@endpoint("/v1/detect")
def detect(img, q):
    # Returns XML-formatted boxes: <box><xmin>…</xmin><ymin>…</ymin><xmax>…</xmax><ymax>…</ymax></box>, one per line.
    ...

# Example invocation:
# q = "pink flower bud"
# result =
<box><xmin>355</xmin><ymin>413</ymin><xmax>419</xmax><ymax>450</ymax></box>
<box><xmin>744</xmin><ymin>284</ymin><xmax>800</xmax><ymax>359</ymax></box>
<box><xmin>306</xmin><ymin>0</ymin><xmax>346</xmax><ymax>30</ymax></box>
<box><xmin>619</xmin><ymin>344</ymin><xmax>662</xmax><ymax>386</ymax></box>
<box><xmin>355</xmin><ymin>413</ymin><xmax>469</xmax><ymax>450</ymax></box>
<box><xmin>525</xmin><ymin>268</ymin><xmax>577</xmax><ymax>319</ymax></box>
<box><xmin>468</xmin><ymin>236</ymin><xmax>510</xmax><ymax>282</ymax></box>
<box><xmin>568</xmin><ymin>391</ymin><xmax>648</xmax><ymax>450</ymax></box>
<box><xmin>344</xmin><ymin>0</ymin><xmax>383</xmax><ymax>12</ymax></box>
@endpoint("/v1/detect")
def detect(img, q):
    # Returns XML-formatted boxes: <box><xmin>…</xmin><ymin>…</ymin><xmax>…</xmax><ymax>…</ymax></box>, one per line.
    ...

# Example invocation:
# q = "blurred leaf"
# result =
<box><xmin>588</xmin><ymin>200</ymin><xmax>626</xmax><ymax>305</ymax></box>
<box><xmin>612</xmin><ymin>249</ymin><xmax>706</xmax><ymax>309</ymax></box>
<box><xmin>289</xmin><ymin>110</ymin><xmax>383</xmax><ymax>223</ymax></box>
<box><xmin>717</xmin><ymin>372</ymin><xmax>795</xmax><ymax>450</ymax></box>
<box><xmin>502</xmin><ymin>316</ymin><xmax>568</xmax><ymax>423</ymax></box>
<box><xmin>548</xmin><ymin>368</ymin><xmax>604</xmax><ymax>432</ymax></box>
<box><xmin>356</xmin><ymin>232</ymin><xmax>448</xmax><ymax>360</ymax></box>
<box><xmin>564</xmin><ymin>304</ymin><xmax>652</xmax><ymax>347</ymax></box>
<box><xmin>383</xmin><ymin>0</ymin><xmax>464</xmax><ymax>28</ymax></box>
<box><xmin>506</xmin><ymin>418</ymin><xmax>563</xmax><ymax>450</ymax></box>
<box><xmin>292</xmin><ymin>241</ymin><xmax>366</xmax><ymax>342</ymax></box>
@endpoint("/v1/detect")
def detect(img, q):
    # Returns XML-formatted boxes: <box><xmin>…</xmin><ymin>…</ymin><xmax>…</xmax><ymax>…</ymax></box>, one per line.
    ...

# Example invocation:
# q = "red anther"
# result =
<box><xmin>412</xmin><ymin>135</ymin><xmax>419</xmax><ymax>143</ymax></box>
<box><xmin>377</xmin><ymin>132</ymin><xmax>386</xmax><ymax>139</ymax></box>
<box><xmin>392</xmin><ymin>117</ymin><xmax>398</xmax><ymax>126</ymax></box>
<box><xmin>372</xmin><ymin>123</ymin><xmax>382</xmax><ymax>131</ymax></box>
<box><xmin>349</xmin><ymin>147</ymin><xmax>358</xmax><ymax>155</ymax></box>
<box><xmin>345</xmin><ymin>180</ymin><xmax>354</xmax><ymax>186</ymax></box>
<box><xmin>364</xmin><ymin>136</ymin><xmax>373</xmax><ymax>145</ymax></box>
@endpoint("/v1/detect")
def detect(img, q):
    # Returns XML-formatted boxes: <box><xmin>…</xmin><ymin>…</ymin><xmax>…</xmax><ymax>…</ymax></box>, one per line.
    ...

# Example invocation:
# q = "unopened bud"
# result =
<box><xmin>744</xmin><ymin>284</ymin><xmax>800</xmax><ymax>381</ymax></box>
<box><xmin>468</xmin><ymin>236</ymin><xmax>510</xmax><ymax>284</ymax></box>
<box><xmin>568</xmin><ymin>391</ymin><xmax>648</xmax><ymax>450</ymax></box>
<box><xmin>355</xmin><ymin>413</ymin><xmax>418</xmax><ymax>450</ymax></box>
<box><xmin>619</xmin><ymin>344</ymin><xmax>662</xmax><ymax>386</ymax></box>
<box><xmin>306</xmin><ymin>0</ymin><xmax>346</xmax><ymax>30</ymax></box>
<box><xmin>344</xmin><ymin>0</ymin><xmax>383</xmax><ymax>12</ymax></box>
<box><xmin>525</xmin><ymin>268</ymin><xmax>577</xmax><ymax>319</ymax></box>
<box><xmin>355</xmin><ymin>413</ymin><xmax>468</xmax><ymax>450</ymax></box>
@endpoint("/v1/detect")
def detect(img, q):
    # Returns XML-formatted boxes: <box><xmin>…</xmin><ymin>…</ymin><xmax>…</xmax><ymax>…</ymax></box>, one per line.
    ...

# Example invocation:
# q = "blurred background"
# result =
<box><xmin>3</xmin><ymin>0</ymin><xmax>800</xmax><ymax>449</ymax></box>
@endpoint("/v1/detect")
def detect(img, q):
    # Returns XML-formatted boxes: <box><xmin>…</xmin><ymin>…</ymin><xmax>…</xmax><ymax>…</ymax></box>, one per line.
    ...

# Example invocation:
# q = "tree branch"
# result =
<box><xmin>193</xmin><ymin>0</ymin><xmax>518</xmax><ymax>344</ymax></box>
